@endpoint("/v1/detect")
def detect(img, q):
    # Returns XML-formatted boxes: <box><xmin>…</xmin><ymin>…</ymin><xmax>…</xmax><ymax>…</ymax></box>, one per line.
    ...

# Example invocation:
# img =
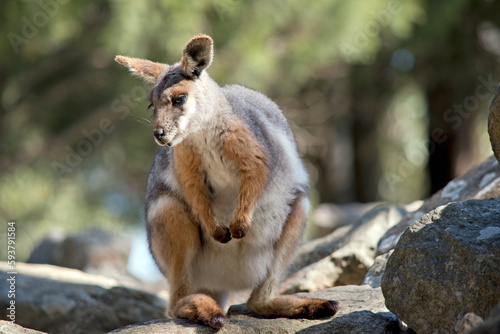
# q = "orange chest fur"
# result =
<box><xmin>172</xmin><ymin>123</ymin><xmax>268</xmax><ymax>226</ymax></box>
<box><xmin>173</xmin><ymin>139</ymin><xmax>239</xmax><ymax>194</ymax></box>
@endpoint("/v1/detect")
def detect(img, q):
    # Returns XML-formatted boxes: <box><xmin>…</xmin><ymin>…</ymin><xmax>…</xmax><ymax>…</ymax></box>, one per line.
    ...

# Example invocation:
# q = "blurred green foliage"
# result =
<box><xmin>0</xmin><ymin>0</ymin><xmax>499</xmax><ymax>260</ymax></box>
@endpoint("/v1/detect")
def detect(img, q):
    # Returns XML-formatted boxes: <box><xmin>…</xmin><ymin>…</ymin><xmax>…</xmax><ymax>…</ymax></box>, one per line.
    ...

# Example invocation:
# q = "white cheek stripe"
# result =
<box><xmin>167</xmin><ymin>98</ymin><xmax>197</xmax><ymax>144</ymax></box>
<box><xmin>176</xmin><ymin>114</ymin><xmax>189</xmax><ymax>135</ymax></box>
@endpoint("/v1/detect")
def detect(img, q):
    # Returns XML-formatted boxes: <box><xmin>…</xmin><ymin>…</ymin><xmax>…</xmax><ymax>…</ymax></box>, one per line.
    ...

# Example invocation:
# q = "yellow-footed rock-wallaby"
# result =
<box><xmin>115</xmin><ymin>34</ymin><xmax>339</xmax><ymax>329</ymax></box>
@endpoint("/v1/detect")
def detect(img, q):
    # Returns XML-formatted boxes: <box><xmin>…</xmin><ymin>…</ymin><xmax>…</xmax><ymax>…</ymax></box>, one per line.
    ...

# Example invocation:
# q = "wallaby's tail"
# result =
<box><xmin>488</xmin><ymin>84</ymin><xmax>500</xmax><ymax>163</ymax></box>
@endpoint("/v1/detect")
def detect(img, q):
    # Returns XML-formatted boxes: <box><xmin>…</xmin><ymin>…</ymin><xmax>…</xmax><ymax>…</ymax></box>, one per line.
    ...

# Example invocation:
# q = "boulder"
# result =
<box><xmin>109</xmin><ymin>285</ymin><xmax>405</xmax><ymax>334</ymax></box>
<box><xmin>26</xmin><ymin>228</ymin><xmax>66</xmax><ymax>264</ymax></box>
<box><xmin>488</xmin><ymin>85</ymin><xmax>500</xmax><ymax>164</ymax></box>
<box><xmin>0</xmin><ymin>262</ymin><xmax>166</xmax><ymax>334</ymax></box>
<box><xmin>293</xmin><ymin>204</ymin><xmax>407</xmax><ymax>272</ymax></box>
<box><xmin>466</xmin><ymin>303</ymin><xmax>500</xmax><ymax>334</ymax></box>
<box><xmin>26</xmin><ymin>228</ymin><xmax>147</xmax><ymax>289</ymax></box>
<box><xmin>362</xmin><ymin>250</ymin><xmax>393</xmax><ymax>288</ymax></box>
<box><xmin>377</xmin><ymin>156</ymin><xmax>500</xmax><ymax>256</ymax></box>
<box><xmin>51</xmin><ymin>228</ymin><xmax>130</xmax><ymax>272</ymax></box>
<box><xmin>0</xmin><ymin>268</ymin><xmax>405</xmax><ymax>334</ymax></box>
<box><xmin>283</xmin><ymin>204</ymin><xmax>406</xmax><ymax>293</ymax></box>
<box><xmin>381</xmin><ymin>198</ymin><xmax>500</xmax><ymax>334</ymax></box>
<box><xmin>0</xmin><ymin>321</ymin><xmax>46</xmax><ymax>333</ymax></box>
<box><xmin>291</xmin><ymin>222</ymin><xmax>351</xmax><ymax>274</ymax></box>
<box><xmin>457</xmin><ymin>313</ymin><xmax>485</xmax><ymax>334</ymax></box>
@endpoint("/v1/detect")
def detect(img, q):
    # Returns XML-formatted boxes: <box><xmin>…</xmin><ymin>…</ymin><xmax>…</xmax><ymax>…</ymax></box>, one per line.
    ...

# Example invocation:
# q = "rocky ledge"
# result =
<box><xmin>1</xmin><ymin>157</ymin><xmax>499</xmax><ymax>333</ymax></box>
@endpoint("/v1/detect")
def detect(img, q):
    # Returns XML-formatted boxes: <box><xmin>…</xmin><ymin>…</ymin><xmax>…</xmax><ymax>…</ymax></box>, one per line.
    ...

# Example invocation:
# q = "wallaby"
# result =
<box><xmin>115</xmin><ymin>34</ymin><xmax>339</xmax><ymax>329</ymax></box>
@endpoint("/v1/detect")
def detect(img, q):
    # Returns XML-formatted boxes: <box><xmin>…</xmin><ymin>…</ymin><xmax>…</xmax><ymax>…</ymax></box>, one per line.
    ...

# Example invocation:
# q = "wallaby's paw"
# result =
<box><xmin>300</xmin><ymin>299</ymin><xmax>340</xmax><ymax>319</ymax></box>
<box><xmin>229</xmin><ymin>219</ymin><xmax>250</xmax><ymax>239</ymax></box>
<box><xmin>212</xmin><ymin>225</ymin><xmax>232</xmax><ymax>243</ymax></box>
<box><xmin>176</xmin><ymin>294</ymin><xmax>228</xmax><ymax>329</ymax></box>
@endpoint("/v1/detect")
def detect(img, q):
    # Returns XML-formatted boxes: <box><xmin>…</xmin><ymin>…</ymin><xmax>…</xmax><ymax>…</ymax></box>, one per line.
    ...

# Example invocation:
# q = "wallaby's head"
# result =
<box><xmin>115</xmin><ymin>34</ymin><xmax>215</xmax><ymax>146</ymax></box>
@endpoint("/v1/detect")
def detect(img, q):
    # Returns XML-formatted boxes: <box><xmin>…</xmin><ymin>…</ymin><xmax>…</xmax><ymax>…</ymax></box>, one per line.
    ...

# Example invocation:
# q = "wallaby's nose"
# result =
<box><xmin>154</xmin><ymin>127</ymin><xmax>166</xmax><ymax>145</ymax></box>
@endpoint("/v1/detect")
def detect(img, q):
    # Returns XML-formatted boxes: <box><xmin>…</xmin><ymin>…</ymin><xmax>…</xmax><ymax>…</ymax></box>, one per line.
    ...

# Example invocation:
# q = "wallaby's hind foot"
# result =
<box><xmin>247</xmin><ymin>294</ymin><xmax>340</xmax><ymax>320</ymax></box>
<box><xmin>175</xmin><ymin>294</ymin><xmax>228</xmax><ymax>329</ymax></box>
<box><xmin>290</xmin><ymin>298</ymin><xmax>340</xmax><ymax>319</ymax></box>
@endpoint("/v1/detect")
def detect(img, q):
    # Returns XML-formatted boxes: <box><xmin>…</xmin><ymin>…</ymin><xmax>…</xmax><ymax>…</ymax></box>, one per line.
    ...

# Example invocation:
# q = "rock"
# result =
<box><xmin>0</xmin><ymin>321</ymin><xmax>47</xmax><ymax>334</ymax></box>
<box><xmin>293</xmin><ymin>204</ymin><xmax>407</xmax><ymax>273</ymax></box>
<box><xmin>0</xmin><ymin>265</ymin><xmax>406</xmax><ymax>333</ymax></box>
<box><xmin>403</xmin><ymin>200</ymin><xmax>425</xmax><ymax>212</ymax></box>
<box><xmin>0</xmin><ymin>262</ymin><xmax>166</xmax><ymax>334</ymax></box>
<box><xmin>362</xmin><ymin>250</ymin><xmax>393</xmax><ymax>288</ymax></box>
<box><xmin>488</xmin><ymin>85</ymin><xmax>500</xmax><ymax>164</ymax></box>
<box><xmin>457</xmin><ymin>313</ymin><xmax>484</xmax><ymax>334</ymax></box>
<box><xmin>291</xmin><ymin>222</ymin><xmax>351</xmax><ymax>274</ymax></box>
<box><xmin>27</xmin><ymin>228</ymin><xmax>144</xmax><ymax>288</ymax></box>
<box><xmin>282</xmin><ymin>254</ymin><xmax>345</xmax><ymax>293</ymax></box>
<box><xmin>466</xmin><ymin>303</ymin><xmax>500</xmax><ymax>334</ymax></box>
<box><xmin>381</xmin><ymin>198</ymin><xmax>500</xmax><ymax>334</ymax></box>
<box><xmin>52</xmin><ymin>227</ymin><xmax>130</xmax><ymax>272</ymax></box>
<box><xmin>110</xmin><ymin>285</ymin><xmax>405</xmax><ymax>334</ymax></box>
<box><xmin>377</xmin><ymin>156</ymin><xmax>500</xmax><ymax>256</ymax></box>
<box><xmin>311</xmin><ymin>202</ymin><xmax>380</xmax><ymax>237</ymax></box>
<box><xmin>26</xmin><ymin>228</ymin><xmax>66</xmax><ymax>264</ymax></box>
<box><xmin>283</xmin><ymin>204</ymin><xmax>406</xmax><ymax>293</ymax></box>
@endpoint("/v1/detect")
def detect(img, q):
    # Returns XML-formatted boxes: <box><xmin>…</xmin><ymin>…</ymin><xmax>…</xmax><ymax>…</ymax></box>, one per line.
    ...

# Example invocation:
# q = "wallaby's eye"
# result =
<box><xmin>172</xmin><ymin>94</ymin><xmax>187</xmax><ymax>107</ymax></box>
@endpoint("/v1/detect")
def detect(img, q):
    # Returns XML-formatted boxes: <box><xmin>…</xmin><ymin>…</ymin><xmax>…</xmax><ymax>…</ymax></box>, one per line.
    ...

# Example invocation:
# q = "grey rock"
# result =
<box><xmin>27</xmin><ymin>228</ymin><xmax>148</xmax><ymax>289</ymax></box>
<box><xmin>292</xmin><ymin>222</ymin><xmax>351</xmax><ymax>274</ymax></box>
<box><xmin>0</xmin><ymin>262</ymin><xmax>166</xmax><ymax>334</ymax></box>
<box><xmin>293</xmin><ymin>204</ymin><xmax>407</xmax><ymax>272</ymax></box>
<box><xmin>282</xmin><ymin>254</ymin><xmax>345</xmax><ymax>293</ymax></box>
<box><xmin>0</xmin><ymin>265</ymin><xmax>406</xmax><ymax>333</ymax></box>
<box><xmin>466</xmin><ymin>303</ymin><xmax>500</xmax><ymax>334</ymax></box>
<box><xmin>457</xmin><ymin>313</ymin><xmax>484</xmax><ymax>334</ymax></box>
<box><xmin>51</xmin><ymin>227</ymin><xmax>130</xmax><ymax>272</ymax></box>
<box><xmin>26</xmin><ymin>228</ymin><xmax>66</xmax><ymax>264</ymax></box>
<box><xmin>110</xmin><ymin>285</ymin><xmax>405</xmax><ymax>334</ymax></box>
<box><xmin>0</xmin><ymin>321</ymin><xmax>46</xmax><ymax>334</ymax></box>
<box><xmin>283</xmin><ymin>204</ymin><xmax>406</xmax><ymax>292</ymax></box>
<box><xmin>362</xmin><ymin>250</ymin><xmax>393</xmax><ymax>288</ymax></box>
<box><xmin>377</xmin><ymin>156</ymin><xmax>500</xmax><ymax>256</ymax></box>
<box><xmin>108</xmin><ymin>317</ymin><xmax>312</xmax><ymax>334</ymax></box>
<box><xmin>381</xmin><ymin>198</ymin><xmax>500</xmax><ymax>334</ymax></box>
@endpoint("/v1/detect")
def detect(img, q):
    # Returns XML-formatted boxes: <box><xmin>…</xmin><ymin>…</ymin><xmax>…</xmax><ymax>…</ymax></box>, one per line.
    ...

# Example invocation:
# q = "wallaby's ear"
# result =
<box><xmin>181</xmin><ymin>34</ymin><xmax>214</xmax><ymax>79</ymax></box>
<box><xmin>115</xmin><ymin>56</ymin><xmax>167</xmax><ymax>84</ymax></box>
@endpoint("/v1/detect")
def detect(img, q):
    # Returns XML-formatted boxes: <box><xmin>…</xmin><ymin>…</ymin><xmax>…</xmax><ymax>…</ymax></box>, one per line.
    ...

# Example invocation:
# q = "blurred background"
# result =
<box><xmin>1</xmin><ymin>0</ymin><xmax>499</xmax><ymax>261</ymax></box>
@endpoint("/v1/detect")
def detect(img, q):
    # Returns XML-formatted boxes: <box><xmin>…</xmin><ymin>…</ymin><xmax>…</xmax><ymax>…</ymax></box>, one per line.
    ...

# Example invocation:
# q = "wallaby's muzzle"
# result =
<box><xmin>153</xmin><ymin>127</ymin><xmax>170</xmax><ymax>146</ymax></box>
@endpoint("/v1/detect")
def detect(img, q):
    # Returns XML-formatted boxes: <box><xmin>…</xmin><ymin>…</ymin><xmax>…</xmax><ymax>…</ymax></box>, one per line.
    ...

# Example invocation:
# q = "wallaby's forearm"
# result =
<box><xmin>174</xmin><ymin>142</ymin><xmax>231</xmax><ymax>243</ymax></box>
<box><xmin>222</xmin><ymin>122</ymin><xmax>268</xmax><ymax>238</ymax></box>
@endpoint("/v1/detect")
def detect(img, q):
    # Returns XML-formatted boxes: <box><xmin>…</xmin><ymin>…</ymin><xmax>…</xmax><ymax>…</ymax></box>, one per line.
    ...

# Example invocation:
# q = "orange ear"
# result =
<box><xmin>115</xmin><ymin>56</ymin><xmax>167</xmax><ymax>83</ymax></box>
